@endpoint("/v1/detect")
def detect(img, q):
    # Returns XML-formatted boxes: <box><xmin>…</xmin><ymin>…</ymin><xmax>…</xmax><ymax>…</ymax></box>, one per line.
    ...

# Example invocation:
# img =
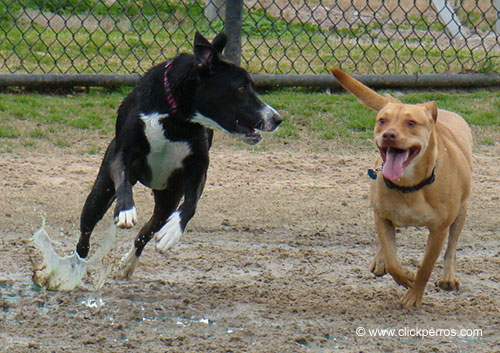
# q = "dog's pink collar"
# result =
<box><xmin>163</xmin><ymin>59</ymin><xmax>178</xmax><ymax>114</ymax></box>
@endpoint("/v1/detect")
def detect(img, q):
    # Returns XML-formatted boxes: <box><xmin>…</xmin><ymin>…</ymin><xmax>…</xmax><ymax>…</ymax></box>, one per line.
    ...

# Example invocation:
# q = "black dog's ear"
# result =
<box><xmin>211</xmin><ymin>32</ymin><xmax>227</xmax><ymax>54</ymax></box>
<box><xmin>194</xmin><ymin>31</ymin><xmax>219</xmax><ymax>72</ymax></box>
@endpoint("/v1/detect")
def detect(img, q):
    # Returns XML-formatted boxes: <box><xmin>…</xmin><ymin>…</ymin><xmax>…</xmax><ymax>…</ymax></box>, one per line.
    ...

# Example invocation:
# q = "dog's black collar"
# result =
<box><xmin>163</xmin><ymin>59</ymin><xmax>178</xmax><ymax>114</ymax></box>
<box><xmin>368</xmin><ymin>165</ymin><xmax>437</xmax><ymax>194</ymax></box>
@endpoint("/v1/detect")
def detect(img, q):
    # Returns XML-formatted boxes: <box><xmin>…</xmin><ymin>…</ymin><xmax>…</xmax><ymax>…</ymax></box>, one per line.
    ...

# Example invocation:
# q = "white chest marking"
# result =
<box><xmin>141</xmin><ymin>113</ymin><xmax>192</xmax><ymax>190</ymax></box>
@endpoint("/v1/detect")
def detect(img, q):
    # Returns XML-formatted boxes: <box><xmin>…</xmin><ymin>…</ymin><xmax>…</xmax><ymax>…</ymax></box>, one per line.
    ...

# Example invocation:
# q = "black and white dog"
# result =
<box><xmin>76</xmin><ymin>32</ymin><xmax>282</xmax><ymax>278</ymax></box>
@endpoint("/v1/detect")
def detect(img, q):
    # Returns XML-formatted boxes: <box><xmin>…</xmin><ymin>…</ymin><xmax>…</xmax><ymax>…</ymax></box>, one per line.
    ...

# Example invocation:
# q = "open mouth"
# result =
<box><xmin>379</xmin><ymin>146</ymin><xmax>421</xmax><ymax>181</ymax></box>
<box><xmin>235</xmin><ymin>119</ymin><xmax>262</xmax><ymax>145</ymax></box>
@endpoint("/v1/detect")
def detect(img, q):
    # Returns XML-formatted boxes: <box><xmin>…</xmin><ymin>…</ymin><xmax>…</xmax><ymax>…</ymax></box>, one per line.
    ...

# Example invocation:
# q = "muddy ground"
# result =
<box><xmin>0</xmin><ymin>134</ymin><xmax>499</xmax><ymax>352</ymax></box>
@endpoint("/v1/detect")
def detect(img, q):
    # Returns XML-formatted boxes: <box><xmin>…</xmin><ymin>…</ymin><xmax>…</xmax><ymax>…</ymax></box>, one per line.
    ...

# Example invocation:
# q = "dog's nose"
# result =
<box><xmin>272</xmin><ymin>112</ymin><xmax>282</xmax><ymax>127</ymax></box>
<box><xmin>382</xmin><ymin>129</ymin><xmax>398</xmax><ymax>141</ymax></box>
<box><xmin>260</xmin><ymin>104</ymin><xmax>282</xmax><ymax>131</ymax></box>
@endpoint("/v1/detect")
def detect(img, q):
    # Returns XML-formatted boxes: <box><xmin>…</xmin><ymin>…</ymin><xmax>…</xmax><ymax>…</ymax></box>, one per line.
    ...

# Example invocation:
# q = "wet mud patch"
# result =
<box><xmin>1</xmin><ymin>144</ymin><xmax>499</xmax><ymax>352</ymax></box>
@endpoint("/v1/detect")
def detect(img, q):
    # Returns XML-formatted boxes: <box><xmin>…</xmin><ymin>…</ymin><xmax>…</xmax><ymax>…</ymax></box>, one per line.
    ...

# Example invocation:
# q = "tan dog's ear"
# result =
<box><xmin>331</xmin><ymin>68</ymin><xmax>391</xmax><ymax>111</ymax></box>
<box><xmin>420</xmin><ymin>101</ymin><xmax>438</xmax><ymax>122</ymax></box>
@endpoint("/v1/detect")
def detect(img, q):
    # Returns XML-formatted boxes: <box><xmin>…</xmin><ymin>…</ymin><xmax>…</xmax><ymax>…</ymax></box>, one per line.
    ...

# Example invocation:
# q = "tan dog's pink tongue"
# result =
<box><xmin>382</xmin><ymin>148</ymin><xmax>409</xmax><ymax>181</ymax></box>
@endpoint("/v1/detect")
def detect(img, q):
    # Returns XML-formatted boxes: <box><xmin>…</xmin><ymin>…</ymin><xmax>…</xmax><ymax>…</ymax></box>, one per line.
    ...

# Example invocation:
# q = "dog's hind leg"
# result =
<box><xmin>118</xmin><ymin>178</ymin><xmax>184</xmax><ymax>279</ymax></box>
<box><xmin>436</xmin><ymin>206</ymin><xmax>466</xmax><ymax>291</ymax></box>
<box><xmin>77</xmin><ymin>144</ymin><xmax>117</xmax><ymax>258</ymax></box>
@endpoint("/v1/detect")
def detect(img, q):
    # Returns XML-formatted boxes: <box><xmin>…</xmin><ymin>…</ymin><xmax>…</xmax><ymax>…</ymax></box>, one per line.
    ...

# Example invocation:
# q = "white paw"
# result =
<box><xmin>155</xmin><ymin>211</ymin><xmax>183</xmax><ymax>253</ymax></box>
<box><xmin>116</xmin><ymin>246</ymin><xmax>138</xmax><ymax>279</ymax></box>
<box><xmin>114</xmin><ymin>207</ymin><xmax>137</xmax><ymax>229</ymax></box>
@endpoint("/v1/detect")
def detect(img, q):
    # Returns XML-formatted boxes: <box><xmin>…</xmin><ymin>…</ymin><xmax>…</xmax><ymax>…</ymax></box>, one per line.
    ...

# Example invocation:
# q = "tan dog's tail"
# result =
<box><xmin>331</xmin><ymin>68</ymin><xmax>398</xmax><ymax>111</ymax></box>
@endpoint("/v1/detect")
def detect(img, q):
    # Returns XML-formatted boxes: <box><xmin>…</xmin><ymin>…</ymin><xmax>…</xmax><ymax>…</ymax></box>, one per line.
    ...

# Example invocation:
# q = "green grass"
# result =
<box><xmin>402</xmin><ymin>91</ymin><xmax>500</xmax><ymax>127</ymax></box>
<box><xmin>0</xmin><ymin>91</ymin><xmax>118</xmax><ymax>132</ymax></box>
<box><xmin>0</xmin><ymin>89</ymin><xmax>498</xmax><ymax>152</ymax></box>
<box><xmin>20</xmin><ymin>0</ymin><xmax>180</xmax><ymax>17</ymax></box>
<box><xmin>262</xmin><ymin>89</ymin><xmax>500</xmax><ymax>148</ymax></box>
<box><xmin>458</xmin><ymin>9</ymin><xmax>497</xmax><ymax>32</ymax></box>
<box><xmin>0</xmin><ymin>124</ymin><xmax>20</xmax><ymax>138</ymax></box>
<box><xmin>0</xmin><ymin>90</ymin><xmax>120</xmax><ymax>151</ymax></box>
<box><xmin>391</xmin><ymin>15</ymin><xmax>445</xmax><ymax>32</ymax></box>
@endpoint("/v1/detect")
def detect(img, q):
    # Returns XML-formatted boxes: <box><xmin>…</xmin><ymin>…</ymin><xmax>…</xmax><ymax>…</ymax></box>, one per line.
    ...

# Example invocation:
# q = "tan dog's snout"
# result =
<box><xmin>381</xmin><ymin>129</ymin><xmax>399</xmax><ymax>143</ymax></box>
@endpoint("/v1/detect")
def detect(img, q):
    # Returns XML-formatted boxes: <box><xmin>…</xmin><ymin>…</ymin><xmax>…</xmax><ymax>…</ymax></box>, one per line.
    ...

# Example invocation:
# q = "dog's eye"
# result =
<box><xmin>238</xmin><ymin>86</ymin><xmax>246</xmax><ymax>94</ymax></box>
<box><xmin>407</xmin><ymin>120</ymin><xmax>416</xmax><ymax>127</ymax></box>
<box><xmin>378</xmin><ymin>119</ymin><xmax>386</xmax><ymax>125</ymax></box>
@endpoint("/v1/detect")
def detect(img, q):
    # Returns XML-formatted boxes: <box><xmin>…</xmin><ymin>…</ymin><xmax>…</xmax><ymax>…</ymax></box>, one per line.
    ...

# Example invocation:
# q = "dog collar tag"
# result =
<box><xmin>368</xmin><ymin>169</ymin><xmax>378</xmax><ymax>180</ymax></box>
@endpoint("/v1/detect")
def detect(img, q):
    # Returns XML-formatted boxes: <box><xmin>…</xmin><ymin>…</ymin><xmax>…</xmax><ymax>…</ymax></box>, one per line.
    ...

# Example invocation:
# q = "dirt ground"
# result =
<box><xmin>0</xmin><ymin>133</ymin><xmax>499</xmax><ymax>352</ymax></box>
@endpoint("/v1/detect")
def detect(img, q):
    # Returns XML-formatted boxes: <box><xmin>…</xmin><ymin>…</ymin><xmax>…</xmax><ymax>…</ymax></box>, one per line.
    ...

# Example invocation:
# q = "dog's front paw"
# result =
<box><xmin>369</xmin><ymin>254</ymin><xmax>386</xmax><ymax>277</ymax></box>
<box><xmin>155</xmin><ymin>211</ymin><xmax>183</xmax><ymax>253</ymax></box>
<box><xmin>114</xmin><ymin>207</ymin><xmax>138</xmax><ymax>229</ymax></box>
<box><xmin>436</xmin><ymin>277</ymin><xmax>460</xmax><ymax>291</ymax></box>
<box><xmin>390</xmin><ymin>267</ymin><xmax>415</xmax><ymax>289</ymax></box>
<box><xmin>116</xmin><ymin>247</ymin><xmax>138</xmax><ymax>279</ymax></box>
<box><xmin>401</xmin><ymin>286</ymin><xmax>425</xmax><ymax>308</ymax></box>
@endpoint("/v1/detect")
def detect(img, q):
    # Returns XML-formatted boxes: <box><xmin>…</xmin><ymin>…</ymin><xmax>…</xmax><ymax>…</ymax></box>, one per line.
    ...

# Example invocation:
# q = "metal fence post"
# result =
<box><xmin>431</xmin><ymin>0</ymin><xmax>464</xmax><ymax>38</ymax></box>
<box><xmin>224</xmin><ymin>0</ymin><xmax>243</xmax><ymax>66</ymax></box>
<box><xmin>497</xmin><ymin>0</ymin><xmax>500</xmax><ymax>35</ymax></box>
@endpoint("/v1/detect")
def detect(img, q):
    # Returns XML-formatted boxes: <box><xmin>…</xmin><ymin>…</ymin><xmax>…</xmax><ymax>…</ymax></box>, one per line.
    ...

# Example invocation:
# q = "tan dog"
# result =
<box><xmin>331</xmin><ymin>68</ymin><xmax>473</xmax><ymax>308</ymax></box>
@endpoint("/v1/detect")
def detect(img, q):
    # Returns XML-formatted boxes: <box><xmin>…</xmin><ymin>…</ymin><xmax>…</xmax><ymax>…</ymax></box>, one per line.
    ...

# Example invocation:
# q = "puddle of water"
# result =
<box><xmin>0</xmin><ymin>281</ymin><xmax>42</xmax><ymax>307</ymax></box>
<box><xmin>198</xmin><ymin>317</ymin><xmax>210</xmax><ymax>324</ymax></box>
<box><xmin>175</xmin><ymin>319</ymin><xmax>186</xmax><ymax>326</ymax></box>
<box><xmin>227</xmin><ymin>327</ymin><xmax>244</xmax><ymax>334</ymax></box>
<box><xmin>2</xmin><ymin>279</ymin><xmax>246</xmax><ymax>343</ymax></box>
<box><xmin>0</xmin><ymin>282</ymin><xmax>41</xmax><ymax>295</ymax></box>
<box><xmin>296</xmin><ymin>334</ymin><xmax>347</xmax><ymax>349</ymax></box>
<box><xmin>117</xmin><ymin>297</ymin><xmax>219</xmax><ymax>328</ymax></box>
<box><xmin>80</xmin><ymin>297</ymin><xmax>105</xmax><ymax>309</ymax></box>
<box><xmin>164</xmin><ymin>315</ymin><xmax>217</xmax><ymax>327</ymax></box>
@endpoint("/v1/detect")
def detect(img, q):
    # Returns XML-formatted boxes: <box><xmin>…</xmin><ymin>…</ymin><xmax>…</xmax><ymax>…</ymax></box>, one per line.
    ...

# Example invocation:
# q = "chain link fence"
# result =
<box><xmin>0</xmin><ymin>0</ymin><xmax>499</xmax><ymax>79</ymax></box>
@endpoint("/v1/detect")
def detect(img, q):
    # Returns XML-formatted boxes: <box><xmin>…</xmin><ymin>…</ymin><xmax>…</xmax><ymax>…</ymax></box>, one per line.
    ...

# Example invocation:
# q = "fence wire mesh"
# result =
<box><xmin>0</xmin><ymin>0</ymin><xmax>499</xmax><ymax>76</ymax></box>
